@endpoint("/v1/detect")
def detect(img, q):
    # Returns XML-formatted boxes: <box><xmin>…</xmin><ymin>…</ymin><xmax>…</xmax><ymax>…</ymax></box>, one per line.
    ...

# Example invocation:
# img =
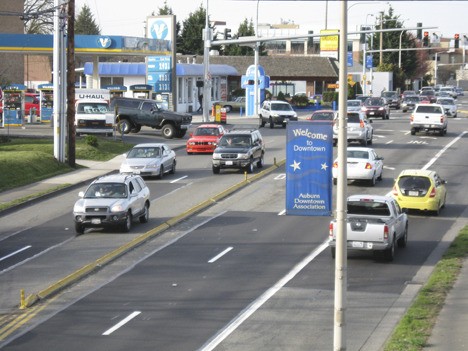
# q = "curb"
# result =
<box><xmin>21</xmin><ymin>159</ymin><xmax>286</xmax><ymax>308</ymax></box>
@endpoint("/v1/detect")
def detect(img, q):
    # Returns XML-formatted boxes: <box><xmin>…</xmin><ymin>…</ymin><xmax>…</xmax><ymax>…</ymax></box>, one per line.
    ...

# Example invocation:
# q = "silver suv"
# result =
<box><xmin>259</xmin><ymin>100</ymin><xmax>298</xmax><ymax>128</ymax></box>
<box><xmin>73</xmin><ymin>174</ymin><xmax>150</xmax><ymax>234</ymax></box>
<box><xmin>212</xmin><ymin>129</ymin><xmax>265</xmax><ymax>174</ymax></box>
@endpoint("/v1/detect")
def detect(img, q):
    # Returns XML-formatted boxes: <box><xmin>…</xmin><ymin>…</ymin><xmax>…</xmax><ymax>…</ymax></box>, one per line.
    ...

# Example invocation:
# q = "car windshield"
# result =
<box><xmin>219</xmin><ymin>135</ymin><xmax>251</xmax><ymax>147</ymax></box>
<box><xmin>84</xmin><ymin>183</ymin><xmax>127</xmax><ymax>199</ymax></box>
<box><xmin>195</xmin><ymin>127</ymin><xmax>218</xmax><ymax>136</ymax></box>
<box><xmin>311</xmin><ymin>112</ymin><xmax>334</xmax><ymax>120</ymax></box>
<box><xmin>347</xmin><ymin>201</ymin><xmax>391</xmax><ymax>216</ymax></box>
<box><xmin>398</xmin><ymin>176</ymin><xmax>431</xmax><ymax>194</ymax></box>
<box><xmin>127</xmin><ymin>147</ymin><xmax>161</xmax><ymax>158</ymax></box>
<box><xmin>347</xmin><ymin>101</ymin><xmax>361</xmax><ymax>107</ymax></box>
<box><xmin>382</xmin><ymin>92</ymin><xmax>396</xmax><ymax>98</ymax></box>
<box><xmin>406</xmin><ymin>97</ymin><xmax>420</xmax><ymax>102</ymax></box>
<box><xmin>365</xmin><ymin>98</ymin><xmax>383</xmax><ymax>106</ymax></box>
<box><xmin>271</xmin><ymin>103</ymin><xmax>293</xmax><ymax>111</ymax></box>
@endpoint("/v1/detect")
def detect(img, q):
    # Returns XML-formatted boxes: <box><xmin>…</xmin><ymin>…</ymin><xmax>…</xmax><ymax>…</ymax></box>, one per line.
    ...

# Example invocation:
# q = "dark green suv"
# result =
<box><xmin>212</xmin><ymin>129</ymin><xmax>265</xmax><ymax>174</ymax></box>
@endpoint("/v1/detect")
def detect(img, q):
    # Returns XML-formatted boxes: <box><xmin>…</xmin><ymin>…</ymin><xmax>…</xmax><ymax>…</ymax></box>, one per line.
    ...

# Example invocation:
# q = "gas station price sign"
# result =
<box><xmin>147</xmin><ymin>56</ymin><xmax>172</xmax><ymax>93</ymax></box>
<box><xmin>285</xmin><ymin>121</ymin><xmax>333</xmax><ymax>216</ymax></box>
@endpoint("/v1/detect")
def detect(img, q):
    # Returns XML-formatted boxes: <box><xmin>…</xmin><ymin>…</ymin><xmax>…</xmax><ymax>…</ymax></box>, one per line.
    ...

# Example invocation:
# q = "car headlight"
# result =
<box><xmin>111</xmin><ymin>203</ymin><xmax>126</xmax><ymax>212</ymax></box>
<box><xmin>272</xmin><ymin>113</ymin><xmax>280</xmax><ymax>117</ymax></box>
<box><xmin>238</xmin><ymin>153</ymin><xmax>249</xmax><ymax>159</ymax></box>
<box><xmin>378</xmin><ymin>107</ymin><xmax>384</xmax><ymax>111</ymax></box>
<box><xmin>73</xmin><ymin>202</ymin><xmax>85</xmax><ymax>213</ymax></box>
<box><xmin>213</xmin><ymin>152</ymin><xmax>221</xmax><ymax>159</ymax></box>
<box><xmin>146</xmin><ymin>161</ymin><xmax>160</xmax><ymax>169</ymax></box>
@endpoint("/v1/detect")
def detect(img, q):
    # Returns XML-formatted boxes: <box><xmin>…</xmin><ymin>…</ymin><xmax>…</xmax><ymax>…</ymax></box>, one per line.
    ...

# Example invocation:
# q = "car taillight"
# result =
<box><xmin>392</xmin><ymin>185</ymin><xmax>398</xmax><ymax>196</ymax></box>
<box><xmin>410</xmin><ymin>114</ymin><xmax>414</xmax><ymax>122</ymax></box>
<box><xmin>329</xmin><ymin>222</ymin><xmax>334</xmax><ymax>237</ymax></box>
<box><xmin>440</xmin><ymin>115</ymin><xmax>445</xmax><ymax>123</ymax></box>
<box><xmin>365</xmin><ymin>162</ymin><xmax>372</xmax><ymax>169</ymax></box>
<box><xmin>383</xmin><ymin>225</ymin><xmax>389</xmax><ymax>240</ymax></box>
<box><xmin>360</xmin><ymin>120</ymin><xmax>364</xmax><ymax>128</ymax></box>
<box><xmin>429</xmin><ymin>187</ymin><xmax>436</xmax><ymax>198</ymax></box>
<box><xmin>333</xmin><ymin>161</ymin><xmax>338</xmax><ymax>168</ymax></box>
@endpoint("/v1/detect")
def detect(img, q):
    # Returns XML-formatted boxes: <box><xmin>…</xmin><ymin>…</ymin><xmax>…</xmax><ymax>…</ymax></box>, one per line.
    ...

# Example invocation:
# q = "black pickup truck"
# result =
<box><xmin>110</xmin><ymin>97</ymin><xmax>192</xmax><ymax>139</ymax></box>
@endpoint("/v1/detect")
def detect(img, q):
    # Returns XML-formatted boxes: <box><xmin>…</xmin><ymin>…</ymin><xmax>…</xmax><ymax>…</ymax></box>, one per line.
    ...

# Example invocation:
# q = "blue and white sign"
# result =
<box><xmin>97</xmin><ymin>36</ymin><xmax>112</xmax><ymax>48</ymax></box>
<box><xmin>366</xmin><ymin>54</ymin><xmax>373</xmax><ymax>69</ymax></box>
<box><xmin>286</xmin><ymin>121</ymin><xmax>333</xmax><ymax>216</ymax></box>
<box><xmin>147</xmin><ymin>16</ymin><xmax>173</xmax><ymax>47</ymax></box>
<box><xmin>147</xmin><ymin>56</ymin><xmax>172</xmax><ymax>92</ymax></box>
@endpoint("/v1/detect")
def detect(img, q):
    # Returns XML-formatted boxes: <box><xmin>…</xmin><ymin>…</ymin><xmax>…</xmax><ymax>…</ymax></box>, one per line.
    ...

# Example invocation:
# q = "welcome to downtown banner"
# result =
<box><xmin>285</xmin><ymin>121</ymin><xmax>333</xmax><ymax>216</ymax></box>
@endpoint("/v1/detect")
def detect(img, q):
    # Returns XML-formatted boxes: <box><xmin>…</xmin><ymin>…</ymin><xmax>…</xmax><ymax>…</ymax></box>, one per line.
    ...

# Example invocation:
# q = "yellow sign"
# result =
<box><xmin>320</xmin><ymin>29</ymin><xmax>339</xmax><ymax>51</ymax></box>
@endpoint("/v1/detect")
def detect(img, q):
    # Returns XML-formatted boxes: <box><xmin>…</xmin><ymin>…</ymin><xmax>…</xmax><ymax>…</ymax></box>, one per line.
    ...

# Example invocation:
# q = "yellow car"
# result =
<box><xmin>391</xmin><ymin>169</ymin><xmax>447</xmax><ymax>215</ymax></box>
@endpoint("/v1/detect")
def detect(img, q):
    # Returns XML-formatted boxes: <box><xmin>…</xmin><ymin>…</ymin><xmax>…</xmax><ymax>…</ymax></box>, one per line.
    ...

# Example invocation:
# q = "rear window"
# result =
<box><xmin>311</xmin><ymin>111</ymin><xmax>335</xmax><ymax>120</ymax></box>
<box><xmin>415</xmin><ymin>105</ymin><xmax>443</xmax><ymax>114</ymax></box>
<box><xmin>365</xmin><ymin>98</ymin><xmax>384</xmax><ymax>106</ymax></box>
<box><xmin>347</xmin><ymin>200</ymin><xmax>391</xmax><ymax>216</ymax></box>
<box><xmin>347</xmin><ymin>113</ymin><xmax>360</xmax><ymax>123</ymax></box>
<box><xmin>398</xmin><ymin>176</ymin><xmax>431</xmax><ymax>193</ymax></box>
<box><xmin>271</xmin><ymin>102</ymin><xmax>293</xmax><ymax>111</ymax></box>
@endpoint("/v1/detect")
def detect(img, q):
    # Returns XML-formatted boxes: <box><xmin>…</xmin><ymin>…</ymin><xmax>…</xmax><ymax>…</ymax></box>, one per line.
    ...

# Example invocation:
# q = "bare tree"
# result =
<box><xmin>24</xmin><ymin>0</ymin><xmax>55</xmax><ymax>34</ymax></box>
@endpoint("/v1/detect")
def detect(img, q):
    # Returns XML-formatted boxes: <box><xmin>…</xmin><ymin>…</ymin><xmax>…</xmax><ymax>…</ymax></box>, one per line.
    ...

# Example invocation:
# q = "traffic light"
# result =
<box><xmin>454</xmin><ymin>33</ymin><xmax>460</xmax><ymax>48</ymax></box>
<box><xmin>224</xmin><ymin>28</ymin><xmax>231</xmax><ymax>40</ymax></box>
<box><xmin>423</xmin><ymin>31</ymin><xmax>429</xmax><ymax>47</ymax></box>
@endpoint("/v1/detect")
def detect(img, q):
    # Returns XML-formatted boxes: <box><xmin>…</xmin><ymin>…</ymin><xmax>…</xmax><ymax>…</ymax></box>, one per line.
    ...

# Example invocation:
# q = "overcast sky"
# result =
<box><xmin>75</xmin><ymin>0</ymin><xmax>466</xmax><ymax>40</ymax></box>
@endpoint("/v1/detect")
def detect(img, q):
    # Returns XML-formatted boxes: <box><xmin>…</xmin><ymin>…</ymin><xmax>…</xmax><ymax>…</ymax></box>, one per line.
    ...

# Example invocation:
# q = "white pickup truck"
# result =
<box><xmin>410</xmin><ymin>103</ymin><xmax>448</xmax><ymax>136</ymax></box>
<box><xmin>329</xmin><ymin>195</ymin><xmax>408</xmax><ymax>261</ymax></box>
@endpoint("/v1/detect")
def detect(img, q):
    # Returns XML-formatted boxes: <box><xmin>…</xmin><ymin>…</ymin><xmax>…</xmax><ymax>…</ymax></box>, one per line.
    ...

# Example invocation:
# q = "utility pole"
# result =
<box><xmin>202</xmin><ymin>0</ymin><xmax>212</xmax><ymax>123</ymax></box>
<box><xmin>379</xmin><ymin>11</ymin><xmax>384</xmax><ymax>66</ymax></box>
<box><xmin>67</xmin><ymin>0</ymin><xmax>76</xmax><ymax>167</ymax></box>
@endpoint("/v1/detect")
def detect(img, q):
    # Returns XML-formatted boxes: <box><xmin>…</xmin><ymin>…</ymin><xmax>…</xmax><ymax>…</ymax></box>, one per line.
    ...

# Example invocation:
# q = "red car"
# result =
<box><xmin>186</xmin><ymin>124</ymin><xmax>227</xmax><ymax>154</ymax></box>
<box><xmin>306</xmin><ymin>110</ymin><xmax>336</xmax><ymax>122</ymax></box>
<box><xmin>25</xmin><ymin>93</ymin><xmax>40</xmax><ymax>116</ymax></box>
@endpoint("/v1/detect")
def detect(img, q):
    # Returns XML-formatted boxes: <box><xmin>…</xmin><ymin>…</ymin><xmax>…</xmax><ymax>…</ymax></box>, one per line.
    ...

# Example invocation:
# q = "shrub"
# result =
<box><xmin>84</xmin><ymin>135</ymin><xmax>99</xmax><ymax>147</ymax></box>
<box><xmin>290</xmin><ymin>94</ymin><xmax>310</xmax><ymax>106</ymax></box>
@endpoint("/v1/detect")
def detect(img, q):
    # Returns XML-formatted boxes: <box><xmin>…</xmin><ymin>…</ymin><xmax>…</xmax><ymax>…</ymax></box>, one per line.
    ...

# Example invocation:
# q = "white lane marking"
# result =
<box><xmin>274</xmin><ymin>174</ymin><xmax>286</xmax><ymax>180</ymax></box>
<box><xmin>385</xmin><ymin>140</ymin><xmax>393</xmax><ymax>144</ymax></box>
<box><xmin>102</xmin><ymin>311</ymin><xmax>141</xmax><ymax>336</ymax></box>
<box><xmin>423</xmin><ymin>131</ymin><xmax>467</xmax><ymax>170</ymax></box>
<box><xmin>208</xmin><ymin>247</ymin><xmax>233</xmax><ymax>263</ymax></box>
<box><xmin>384</xmin><ymin>166</ymin><xmax>395</xmax><ymax>170</ymax></box>
<box><xmin>199</xmin><ymin>239</ymin><xmax>330</xmax><ymax>351</ymax></box>
<box><xmin>278</xmin><ymin>209</ymin><xmax>286</xmax><ymax>216</ymax></box>
<box><xmin>0</xmin><ymin>245</ymin><xmax>32</xmax><ymax>262</ymax></box>
<box><xmin>170</xmin><ymin>175</ymin><xmax>188</xmax><ymax>183</ymax></box>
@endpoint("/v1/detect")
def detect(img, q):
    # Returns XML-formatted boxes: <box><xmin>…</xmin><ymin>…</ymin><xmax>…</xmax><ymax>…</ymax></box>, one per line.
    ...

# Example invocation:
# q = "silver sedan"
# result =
<box><xmin>120</xmin><ymin>143</ymin><xmax>176</xmax><ymax>179</ymax></box>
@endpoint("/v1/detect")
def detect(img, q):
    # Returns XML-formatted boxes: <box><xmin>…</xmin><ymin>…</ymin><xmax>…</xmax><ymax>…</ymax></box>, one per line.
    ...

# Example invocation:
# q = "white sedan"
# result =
<box><xmin>332</xmin><ymin>147</ymin><xmax>384</xmax><ymax>186</ymax></box>
<box><xmin>120</xmin><ymin>143</ymin><xmax>176</xmax><ymax>179</ymax></box>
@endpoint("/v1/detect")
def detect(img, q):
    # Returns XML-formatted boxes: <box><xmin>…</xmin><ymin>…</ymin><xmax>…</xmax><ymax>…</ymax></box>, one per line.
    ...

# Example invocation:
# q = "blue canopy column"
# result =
<box><xmin>241</xmin><ymin>65</ymin><xmax>270</xmax><ymax>117</ymax></box>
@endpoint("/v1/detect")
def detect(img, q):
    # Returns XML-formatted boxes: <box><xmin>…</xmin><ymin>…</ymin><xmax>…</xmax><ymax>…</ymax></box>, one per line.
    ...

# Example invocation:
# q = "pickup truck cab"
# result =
<box><xmin>329</xmin><ymin>194</ymin><xmax>408</xmax><ymax>261</ymax></box>
<box><xmin>410</xmin><ymin>103</ymin><xmax>448</xmax><ymax>136</ymax></box>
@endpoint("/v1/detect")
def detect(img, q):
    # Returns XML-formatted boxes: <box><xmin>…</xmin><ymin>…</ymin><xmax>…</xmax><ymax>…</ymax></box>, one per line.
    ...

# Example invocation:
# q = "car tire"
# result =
<box><xmin>269</xmin><ymin>118</ymin><xmax>274</xmax><ymax>129</ymax></box>
<box><xmin>176</xmin><ymin>129</ymin><xmax>187</xmax><ymax>138</ymax></box>
<box><xmin>410</xmin><ymin>128</ymin><xmax>416</xmax><ymax>135</ymax></box>
<box><xmin>367</xmin><ymin>133</ymin><xmax>373</xmax><ymax>145</ymax></box>
<box><xmin>257</xmin><ymin>154</ymin><xmax>264</xmax><ymax>168</ymax></box>
<box><xmin>158</xmin><ymin>165</ymin><xmax>164</xmax><ymax>179</ymax></box>
<box><xmin>139</xmin><ymin>203</ymin><xmax>149</xmax><ymax>223</ymax></box>
<box><xmin>224</xmin><ymin>105</ymin><xmax>232</xmax><ymax>112</ymax></box>
<box><xmin>131</xmin><ymin>125</ymin><xmax>141</xmax><ymax>133</ymax></box>
<box><xmin>117</xmin><ymin>119</ymin><xmax>132</xmax><ymax>134</ymax></box>
<box><xmin>121</xmin><ymin>212</ymin><xmax>132</xmax><ymax>233</ymax></box>
<box><xmin>333</xmin><ymin>178</ymin><xmax>337</xmax><ymax>185</ymax></box>
<box><xmin>331</xmin><ymin>247</ymin><xmax>336</xmax><ymax>259</ymax></box>
<box><xmin>245</xmin><ymin>160</ymin><xmax>254</xmax><ymax>174</ymax></box>
<box><xmin>377</xmin><ymin>168</ymin><xmax>383</xmax><ymax>181</ymax></box>
<box><xmin>382</xmin><ymin>237</ymin><xmax>395</xmax><ymax>262</ymax></box>
<box><xmin>397</xmin><ymin>224</ymin><xmax>408</xmax><ymax>248</ymax></box>
<box><xmin>361</xmin><ymin>137</ymin><xmax>367</xmax><ymax>146</ymax></box>
<box><xmin>260</xmin><ymin>116</ymin><xmax>266</xmax><ymax>127</ymax></box>
<box><xmin>212</xmin><ymin>165</ymin><xmax>220</xmax><ymax>174</ymax></box>
<box><xmin>75</xmin><ymin>223</ymin><xmax>85</xmax><ymax>235</ymax></box>
<box><xmin>161</xmin><ymin>124</ymin><xmax>176</xmax><ymax>139</ymax></box>
<box><xmin>282</xmin><ymin>123</ymin><xmax>287</xmax><ymax>128</ymax></box>
<box><xmin>169</xmin><ymin>160</ymin><xmax>176</xmax><ymax>174</ymax></box>
<box><xmin>368</xmin><ymin>173</ymin><xmax>376</xmax><ymax>187</ymax></box>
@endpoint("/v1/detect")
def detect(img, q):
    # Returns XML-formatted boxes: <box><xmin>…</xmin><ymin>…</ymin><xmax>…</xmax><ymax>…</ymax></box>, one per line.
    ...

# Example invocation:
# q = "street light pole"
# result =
<box><xmin>254</xmin><ymin>0</ymin><xmax>260</xmax><ymax>118</ymax></box>
<box><xmin>398</xmin><ymin>30</ymin><xmax>404</xmax><ymax>68</ymax></box>
<box><xmin>203</xmin><ymin>0</ymin><xmax>212</xmax><ymax>123</ymax></box>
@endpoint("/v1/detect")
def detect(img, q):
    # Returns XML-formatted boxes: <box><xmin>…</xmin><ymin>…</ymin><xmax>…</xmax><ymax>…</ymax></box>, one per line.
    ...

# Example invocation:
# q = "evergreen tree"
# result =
<box><xmin>221</xmin><ymin>18</ymin><xmax>267</xmax><ymax>56</ymax></box>
<box><xmin>75</xmin><ymin>4</ymin><xmax>100</xmax><ymax>35</ymax></box>
<box><xmin>178</xmin><ymin>4</ymin><xmax>209</xmax><ymax>55</ymax></box>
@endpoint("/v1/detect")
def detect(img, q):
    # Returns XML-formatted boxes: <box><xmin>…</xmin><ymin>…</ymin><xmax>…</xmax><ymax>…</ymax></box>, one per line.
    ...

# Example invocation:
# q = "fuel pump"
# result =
<box><xmin>130</xmin><ymin>84</ymin><xmax>153</xmax><ymax>99</ymax></box>
<box><xmin>38</xmin><ymin>83</ymin><xmax>54</xmax><ymax>123</ymax></box>
<box><xmin>2</xmin><ymin>84</ymin><xmax>26</xmax><ymax>127</ymax></box>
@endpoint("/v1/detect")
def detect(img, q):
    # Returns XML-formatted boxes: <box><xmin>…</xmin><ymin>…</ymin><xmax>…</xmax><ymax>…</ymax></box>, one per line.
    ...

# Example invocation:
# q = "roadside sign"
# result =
<box><xmin>285</xmin><ymin>121</ymin><xmax>333</xmax><ymax>216</ymax></box>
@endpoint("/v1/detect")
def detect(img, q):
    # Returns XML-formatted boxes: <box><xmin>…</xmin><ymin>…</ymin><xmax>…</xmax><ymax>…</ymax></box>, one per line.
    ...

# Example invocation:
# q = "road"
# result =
<box><xmin>0</xmin><ymin>105</ymin><xmax>467</xmax><ymax>350</ymax></box>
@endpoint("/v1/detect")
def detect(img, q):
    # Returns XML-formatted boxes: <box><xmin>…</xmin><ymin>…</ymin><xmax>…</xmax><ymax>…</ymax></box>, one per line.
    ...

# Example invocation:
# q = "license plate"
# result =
<box><xmin>370</xmin><ymin>112</ymin><xmax>375</xmax><ymax>115</ymax></box>
<box><xmin>91</xmin><ymin>219</ymin><xmax>101</xmax><ymax>224</ymax></box>
<box><xmin>352</xmin><ymin>241</ymin><xmax>364</xmax><ymax>248</ymax></box>
<box><xmin>133</xmin><ymin>170</ymin><xmax>140</xmax><ymax>174</ymax></box>
<box><xmin>225</xmin><ymin>161</ymin><xmax>233</xmax><ymax>165</ymax></box>
<box><xmin>409</xmin><ymin>190</ymin><xmax>419</xmax><ymax>196</ymax></box>
<box><xmin>424</xmin><ymin>124</ymin><xmax>430</xmax><ymax>128</ymax></box>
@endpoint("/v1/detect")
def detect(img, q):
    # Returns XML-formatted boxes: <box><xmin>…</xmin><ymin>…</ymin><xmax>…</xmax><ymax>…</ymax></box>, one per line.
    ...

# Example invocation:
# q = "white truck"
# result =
<box><xmin>75</xmin><ymin>89</ymin><xmax>114</xmax><ymax>136</ymax></box>
<box><xmin>329</xmin><ymin>195</ymin><xmax>408</xmax><ymax>262</ymax></box>
<box><xmin>410</xmin><ymin>103</ymin><xmax>448</xmax><ymax>136</ymax></box>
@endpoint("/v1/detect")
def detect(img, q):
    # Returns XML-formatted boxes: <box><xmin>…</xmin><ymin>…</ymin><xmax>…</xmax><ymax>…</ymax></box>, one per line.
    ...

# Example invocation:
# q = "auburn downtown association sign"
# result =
<box><xmin>286</xmin><ymin>121</ymin><xmax>333</xmax><ymax>216</ymax></box>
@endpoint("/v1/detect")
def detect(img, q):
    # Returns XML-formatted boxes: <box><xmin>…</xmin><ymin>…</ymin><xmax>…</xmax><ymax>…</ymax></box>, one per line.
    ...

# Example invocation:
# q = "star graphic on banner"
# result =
<box><xmin>321</xmin><ymin>162</ymin><xmax>329</xmax><ymax>171</ymax></box>
<box><xmin>290</xmin><ymin>160</ymin><xmax>301</xmax><ymax>171</ymax></box>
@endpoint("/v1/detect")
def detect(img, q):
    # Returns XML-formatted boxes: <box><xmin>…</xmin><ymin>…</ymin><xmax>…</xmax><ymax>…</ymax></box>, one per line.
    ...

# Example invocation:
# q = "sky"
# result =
<box><xmin>75</xmin><ymin>0</ymin><xmax>467</xmax><ymax>40</ymax></box>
